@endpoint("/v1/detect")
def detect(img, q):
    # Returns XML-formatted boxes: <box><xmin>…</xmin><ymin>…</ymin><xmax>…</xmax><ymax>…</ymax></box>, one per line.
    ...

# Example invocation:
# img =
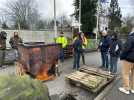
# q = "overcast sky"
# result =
<box><xmin>37</xmin><ymin>0</ymin><xmax>133</xmax><ymax>18</ymax></box>
<box><xmin>0</xmin><ymin>0</ymin><xmax>133</xmax><ymax>19</ymax></box>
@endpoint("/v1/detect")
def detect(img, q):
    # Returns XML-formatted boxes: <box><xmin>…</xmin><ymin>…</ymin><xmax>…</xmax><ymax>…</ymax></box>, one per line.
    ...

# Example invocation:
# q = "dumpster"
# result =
<box><xmin>17</xmin><ymin>42</ymin><xmax>61</xmax><ymax>81</ymax></box>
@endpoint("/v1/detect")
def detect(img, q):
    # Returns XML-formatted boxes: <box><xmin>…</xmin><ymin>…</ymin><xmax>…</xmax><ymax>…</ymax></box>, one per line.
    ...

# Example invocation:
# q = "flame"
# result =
<box><xmin>36</xmin><ymin>64</ymin><xmax>56</xmax><ymax>81</ymax></box>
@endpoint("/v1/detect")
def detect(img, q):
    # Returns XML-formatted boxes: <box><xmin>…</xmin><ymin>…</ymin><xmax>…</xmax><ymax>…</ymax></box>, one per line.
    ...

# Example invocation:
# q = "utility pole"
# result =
<box><xmin>54</xmin><ymin>0</ymin><xmax>57</xmax><ymax>38</ymax></box>
<box><xmin>96</xmin><ymin>0</ymin><xmax>100</xmax><ymax>43</ymax></box>
<box><xmin>79</xmin><ymin>0</ymin><xmax>81</xmax><ymax>32</ymax></box>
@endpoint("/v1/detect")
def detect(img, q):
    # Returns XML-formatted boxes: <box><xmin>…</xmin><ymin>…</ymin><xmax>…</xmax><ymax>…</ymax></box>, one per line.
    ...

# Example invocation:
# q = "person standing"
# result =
<box><xmin>0</xmin><ymin>31</ymin><xmax>7</xmax><ymax>67</ymax></box>
<box><xmin>81</xmin><ymin>33</ymin><xmax>88</xmax><ymax>65</ymax></box>
<box><xmin>98</xmin><ymin>30</ymin><xmax>111</xmax><ymax>70</ymax></box>
<box><xmin>9</xmin><ymin>32</ymin><xmax>23</xmax><ymax>60</ymax></box>
<box><xmin>109</xmin><ymin>33</ymin><xmax>122</xmax><ymax>74</ymax></box>
<box><xmin>73</xmin><ymin>33</ymin><xmax>82</xmax><ymax>70</ymax></box>
<box><xmin>119</xmin><ymin>29</ymin><xmax>134</xmax><ymax>94</ymax></box>
<box><xmin>9</xmin><ymin>32</ymin><xmax>23</xmax><ymax>49</ymax></box>
<box><xmin>56</xmin><ymin>32</ymin><xmax>68</xmax><ymax>62</ymax></box>
<box><xmin>56</xmin><ymin>32</ymin><xmax>68</xmax><ymax>74</ymax></box>
<box><xmin>73</xmin><ymin>32</ymin><xmax>87</xmax><ymax>65</ymax></box>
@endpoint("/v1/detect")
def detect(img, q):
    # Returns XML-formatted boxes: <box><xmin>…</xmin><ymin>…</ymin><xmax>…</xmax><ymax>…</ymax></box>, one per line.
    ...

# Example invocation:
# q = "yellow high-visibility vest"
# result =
<box><xmin>56</xmin><ymin>36</ymin><xmax>68</xmax><ymax>48</ymax></box>
<box><xmin>73</xmin><ymin>36</ymin><xmax>87</xmax><ymax>49</ymax></box>
<box><xmin>82</xmin><ymin>36</ymin><xmax>88</xmax><ymax>49</ymax></box>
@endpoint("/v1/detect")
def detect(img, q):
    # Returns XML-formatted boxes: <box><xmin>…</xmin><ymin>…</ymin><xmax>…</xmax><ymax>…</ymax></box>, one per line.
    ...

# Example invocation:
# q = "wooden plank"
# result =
<box><xmin>80</xmin><ymin>65</ymin><xmax>114</xmax><ymax>79</ymax></box>
<box><xmin>66</xmin><ymin>76</ymin><xmax>109</xmax><ymax>93</ymax></box>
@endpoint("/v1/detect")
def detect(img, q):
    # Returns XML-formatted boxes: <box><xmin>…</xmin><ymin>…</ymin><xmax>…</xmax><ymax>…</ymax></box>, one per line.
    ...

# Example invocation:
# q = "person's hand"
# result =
<box><xmin>97</xmin><ymin>49</ymin><xmax>100</xmax><ymax>52</ymax></box>
<box><xmin>0</xmin><ymin>45</ymin><xmax>2</xmax><ymax>48</ymax></box>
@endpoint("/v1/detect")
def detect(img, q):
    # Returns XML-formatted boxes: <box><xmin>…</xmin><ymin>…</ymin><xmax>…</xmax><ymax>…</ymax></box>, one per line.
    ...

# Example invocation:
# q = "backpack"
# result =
<box><xmin>73</xmin><ymin>39</ymin><xmax>82</xmax><ymax>52</ymax></box>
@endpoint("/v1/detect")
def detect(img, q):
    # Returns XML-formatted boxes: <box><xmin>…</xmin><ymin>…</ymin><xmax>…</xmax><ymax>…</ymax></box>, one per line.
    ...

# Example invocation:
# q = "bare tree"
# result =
<box><xmin>1</xmin><ymin>0</ymin><xmax>40</xmax><ymax>29</ymax></box>
<box><xmin>123</xmin><ymin>16</ymin><xmax>134</xmax><ymax>28</ymax></box>
<box><xmin>120</xmin><ymin>16</ymin><xmax>134</xmax><ymax>34</ymax></box>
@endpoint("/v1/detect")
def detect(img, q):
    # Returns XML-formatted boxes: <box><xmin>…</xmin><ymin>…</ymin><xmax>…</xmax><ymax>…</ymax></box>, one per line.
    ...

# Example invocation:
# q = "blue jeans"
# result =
<box><xmin>73</xmin><ymin>51</ymin><xmax>81</xmax><ymax>69</ymax></box>
<box><xmin>101</xmin><ymin>52</ymin><xmax>109</xmax><ymax>69</ymax></box>
<box><xmin>110</xmin><ymin>56</ymin><xmax>118</xmax><ymax>73</ymax></box>
<box><xmin>59</xmin><ymin>49</ymin><xmax>64</xmax><ymax>62</ymax></box>
<box><xmin>81</xmin><ymin>50</ymin><xmax>85</xmax><ymax>65</ymax></box>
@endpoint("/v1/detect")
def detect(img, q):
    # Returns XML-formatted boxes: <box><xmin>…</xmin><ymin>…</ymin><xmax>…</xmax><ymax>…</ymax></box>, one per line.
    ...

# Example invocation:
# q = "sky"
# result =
<box><xmin>36</xmin><ymin>0</ymin><xmax>133</xmax><ymax>18</ymax></box>
<box><xmin>36</xmin><ymin>0</ymin><xmax>74</xmax><ymax>19</ymax></box>
<box><xmin>118</xmin><ymin>0</ymin><xmax>133</xmax><ymax>16</ymax></box>
<box><xmin>0</xmin><ymin>0</ymin><xmax>133</xmax><ymax>19</ymax></box>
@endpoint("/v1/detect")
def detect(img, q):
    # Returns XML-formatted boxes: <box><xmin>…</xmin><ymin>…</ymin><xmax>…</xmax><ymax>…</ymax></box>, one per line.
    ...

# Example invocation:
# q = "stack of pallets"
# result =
<box><xmin>66</xmin><ymin>66</ymin><xmax>115</xmax><ymax>93</ymax></box>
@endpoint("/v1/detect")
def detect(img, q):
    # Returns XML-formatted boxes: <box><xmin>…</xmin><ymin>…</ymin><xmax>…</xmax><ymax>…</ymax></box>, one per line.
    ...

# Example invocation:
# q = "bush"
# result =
<box><xmin>0</xmin><ymin>75</ymin><xmax>50</xmax><ymax>100</ymax></box>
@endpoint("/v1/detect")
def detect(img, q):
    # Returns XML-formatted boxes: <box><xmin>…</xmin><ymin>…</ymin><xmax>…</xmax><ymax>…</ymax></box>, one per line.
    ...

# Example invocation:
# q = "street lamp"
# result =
<box><xmin>54</xmin><ymin>0</ymin><xmax>57</xmax><ymax>38</ymax></box>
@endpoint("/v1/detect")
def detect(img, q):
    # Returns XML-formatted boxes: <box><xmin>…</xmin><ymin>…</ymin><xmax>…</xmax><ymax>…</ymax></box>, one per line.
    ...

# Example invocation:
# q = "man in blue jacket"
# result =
<box><xmin>119</xmin><ymin>29</ymin><xmax>134</xmax><ymax>94</ymax></box>
<box><xmin>98</xmin><ymin>30</ymin><xmax>111</xmax><ymax>70</ymax></box>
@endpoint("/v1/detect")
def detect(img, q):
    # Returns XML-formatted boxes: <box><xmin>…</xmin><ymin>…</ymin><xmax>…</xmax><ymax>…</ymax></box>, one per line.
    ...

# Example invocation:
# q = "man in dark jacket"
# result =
<box><xmin>0</xmin><ymin>31</ymin><xmax>7</xmax><ymax>67</ymax></box>
<box><xmin>98</xmin><ymin>30</ymin><xmax>111</xmax><ymax>70</ymax></box>
<box><xmin>119</xmin><ymin>30</ymin><xmax>134</xmax><ymax>94</ymax></box>
<box><xmin>109</xmin><ymin>33</ymin><xmax>122</xmax><ymax>73</ymax></box>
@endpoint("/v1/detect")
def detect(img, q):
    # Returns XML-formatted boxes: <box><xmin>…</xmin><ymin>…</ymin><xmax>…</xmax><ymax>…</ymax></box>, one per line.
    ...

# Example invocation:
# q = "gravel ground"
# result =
<box><xmin>0</xmin><ymin>52</ymin><xmax>100</xmax><ymax>100</ymax></box>
<box><xmin>0</xmin><ymin>65</ymin><xmax>15</xmax><ymax>75</ymax></box>
<box><xmin>0</xmin><ymin>52</ymin><xmax>132</xmax><ymax>100</ymax></box>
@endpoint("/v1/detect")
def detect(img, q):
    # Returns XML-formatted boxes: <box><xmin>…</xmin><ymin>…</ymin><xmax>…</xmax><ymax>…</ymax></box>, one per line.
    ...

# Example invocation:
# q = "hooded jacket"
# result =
<box><xmin>120</xmin><ymin>32</ymin><xmax>134</xmax><ymax>63</ymax></box>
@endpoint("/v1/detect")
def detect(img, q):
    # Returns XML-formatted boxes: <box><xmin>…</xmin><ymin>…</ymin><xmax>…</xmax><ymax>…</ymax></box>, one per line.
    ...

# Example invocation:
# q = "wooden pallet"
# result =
<box><xmin>66</xmin><ymin>65</ymin><xmax>115</xmax><ymax>93</ymax></box>
<box><xmin>80</xmin><ymin>65</ymin><xmax>114</xmax><ymax>79</ymax></box>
